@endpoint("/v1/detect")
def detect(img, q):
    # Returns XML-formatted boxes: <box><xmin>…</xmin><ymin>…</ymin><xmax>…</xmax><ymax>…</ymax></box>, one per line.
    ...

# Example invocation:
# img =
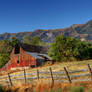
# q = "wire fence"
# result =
<box><xmin>0</xmin><ymin>64</ymin><xmax>92</xmax><ymax>87</ymax></box>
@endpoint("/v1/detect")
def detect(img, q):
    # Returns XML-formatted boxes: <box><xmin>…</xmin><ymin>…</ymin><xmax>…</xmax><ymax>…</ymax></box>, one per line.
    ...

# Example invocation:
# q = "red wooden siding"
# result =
<box><xmin>6</xmin><ymin>47</ymin><xmax>36</xmax><ymax>69</ymax></box>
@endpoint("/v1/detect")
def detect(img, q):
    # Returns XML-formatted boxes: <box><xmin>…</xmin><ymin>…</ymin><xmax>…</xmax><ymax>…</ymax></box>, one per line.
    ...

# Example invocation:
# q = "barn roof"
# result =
<box><xmin>20</xmin><ymin>43</ymin><xmax>48</xmax><ymax>54</ymax></box>
<box><xmin>26</xmin><ymin>51</ymin><xmax>52</xmax><ymax>60</ymax></box>
<box><xmin>14</xmin><ymin>43</ymin><xmax>51</xmax><ymax>60</ymax></box>
<box><xmin>26</xmin><ymin>51</ymin><xmax>44</xmax><ymax>59</ymax></box>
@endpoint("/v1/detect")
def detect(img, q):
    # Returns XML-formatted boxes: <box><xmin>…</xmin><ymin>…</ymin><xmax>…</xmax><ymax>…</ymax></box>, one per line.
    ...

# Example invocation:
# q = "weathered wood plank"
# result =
<box><xmin>37</xmin><ymin>69</ymin><xmax>39</xmax><ymax>80</ymax></box>
<box><xmin>71</xmin><ymin>73</ymin><xmax>90</xmax><ymax>79</ymax></box>
<box><xmin>88</xmin><ymin>64</ymin><xmax>92</xmax><ymax>81</ymax></box>
<box><xmin>49</xmin><ymin>67</ymin><xmax>54</xmax><ymax>88</ymax></box>
<box><xmin>8</xmin><ymin>73</ymin><xmax>13</xmax><ymax>86</ymax></box>
<box><xmin>24</xmin><ymin>68</ymin><xmax>26</xmax><ymax>83</ymax></box>
<box><xmin>64</xmin><ymin>67</ymin><xmax>72</xmax><ymax>83</ymax></box>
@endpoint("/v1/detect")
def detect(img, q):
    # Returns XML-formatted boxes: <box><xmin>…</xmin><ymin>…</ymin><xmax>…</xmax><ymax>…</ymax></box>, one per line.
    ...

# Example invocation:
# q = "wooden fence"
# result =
<box><xmin>0</xmin><ymin>64</ymin><xmax>92</xmax><ymax>87</ymax></box>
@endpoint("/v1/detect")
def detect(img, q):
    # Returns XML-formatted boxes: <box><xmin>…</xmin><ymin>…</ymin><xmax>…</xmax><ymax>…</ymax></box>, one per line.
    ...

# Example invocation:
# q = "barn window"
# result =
<box><xmin>17</xmin><ymin>60</ymin><xmax>19</xmax><ymax>63</ymax></box>
<box><xmin>14</xmin><ymin>44</ymin><xmax>20</xmax><ymax>54</ymax></box>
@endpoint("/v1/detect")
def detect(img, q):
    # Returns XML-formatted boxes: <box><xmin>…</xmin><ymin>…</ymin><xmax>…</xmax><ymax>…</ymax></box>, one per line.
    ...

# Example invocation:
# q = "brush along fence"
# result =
<box><xmin>0</xmin><ymin>64</ymin><xmax>92</xmax><ymax>87</ymax></box>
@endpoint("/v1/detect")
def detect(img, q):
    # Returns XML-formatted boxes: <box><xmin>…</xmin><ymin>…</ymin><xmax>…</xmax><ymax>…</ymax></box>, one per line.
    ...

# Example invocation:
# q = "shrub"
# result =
<box><xmin>69</xmin><ymin>86</ymin><xmax>84</xmax><ymax>92</ymax></box>
<box><xmin>88</xmin><ymin>90</ymin><xmax>92</xmax><ymax>92</ymax></box>
<box><xmin>44</xmin><ymin>88</ymin><xmax>62</xmax><ymax>92</ymax></box>
<box><xmin>0</xmin><ymin>85</ymin><xmax>4</xmax><ymax>92</ymax></box>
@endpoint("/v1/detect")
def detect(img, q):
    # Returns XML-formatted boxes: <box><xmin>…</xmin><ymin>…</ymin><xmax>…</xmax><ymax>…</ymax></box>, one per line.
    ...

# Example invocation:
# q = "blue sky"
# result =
<box><xmin>0</xmin><ymin>0</ymin><xmax>92</xmax><ymax>33</ymax></box>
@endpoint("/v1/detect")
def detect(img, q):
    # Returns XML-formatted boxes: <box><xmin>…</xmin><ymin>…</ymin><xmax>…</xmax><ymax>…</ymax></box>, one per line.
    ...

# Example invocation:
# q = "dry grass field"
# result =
<box><xmin>1</xmin><ymin>59</ymin><xmax>92</xmax><ymax>75</ymax></box>
<box><xmin>1</xmin><ymin>60</ymin><xmax>92</xmax><ymax>92</ymax></box>
<box><xmin>1</xmin><ymin>80</ymin><xmax>92</xmax><ymax>92</ymax></box>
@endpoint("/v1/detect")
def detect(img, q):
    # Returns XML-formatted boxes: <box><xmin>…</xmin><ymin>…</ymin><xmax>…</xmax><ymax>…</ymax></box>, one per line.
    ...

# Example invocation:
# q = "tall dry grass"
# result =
<box><xmin>3</xmin><ymin>80</ymin><xmax>92</xmax><ymax>92</ymax></box>
<box><xmin>1</xmin><ymin>60</ymin><xmax>92</xmax><ymax>91</ymax></box>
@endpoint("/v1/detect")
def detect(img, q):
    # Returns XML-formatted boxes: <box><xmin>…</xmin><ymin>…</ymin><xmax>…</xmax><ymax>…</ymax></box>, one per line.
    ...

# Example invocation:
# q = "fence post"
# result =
<box><xmin>24</xmin><ymin>68</ymin><xmax>26</xmax><ymax>83</ymax></box>
<box><xmin>8</xmin><ymin>73</ymin><xmax>13</xmax><ymax>86</ymax></box>
<box><xmin>49</xmin><ymin>67</ymin><xmax>54</xmax><ymax>88</ymax></box>
<box><xmin>64</xmin><ymin>67</ymin><xmax>72</xmax><ymax>83</ymax></box>
<box><xmin>37</xmin><ymin>69</ymin><xmax>39</xmax><ymax>80</ymax></box>
<box><xmin>88</xmin><ymin>64</ymin><xmax>92</xmax><ymax>81</ymax></box>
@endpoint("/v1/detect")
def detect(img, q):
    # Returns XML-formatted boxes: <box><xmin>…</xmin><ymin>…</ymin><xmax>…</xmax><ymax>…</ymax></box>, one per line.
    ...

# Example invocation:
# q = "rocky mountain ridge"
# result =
<box><xmin>0</xmin><ymin>20</ymin><xmax>92</xmax><ymax>43</ymax></box>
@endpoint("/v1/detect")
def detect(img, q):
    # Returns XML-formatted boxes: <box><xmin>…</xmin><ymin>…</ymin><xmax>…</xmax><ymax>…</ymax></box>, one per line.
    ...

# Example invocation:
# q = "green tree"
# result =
<box><xmin>0</xmin><ymin>54</ymin><xmax>10</xmax><ymax>68</ymax></box>
<box><xmin>30</xmin><ymin>36</ymin><xmax>41</xmax><ymax>46</ymax></box>
<box><xmin>49</xmin><ymin>35</ymin><xmax>74</xmax><ymax>61</ymax></box>
<box><xmin>0</xmin><ymin>40</ymin><xmax>11</xmax><ymax>54</ymax></box>
<box><xmin>23</xmin><ymin>35</ymin><xmax>31</xmax><ymax>45</ymax></box>
<box><xmin>48</xmin><ymin>35</ymin><xmax>92</xmax><ymax>61</ymax></box>
<box><xmin>10</xmin><ymin>36</ymin><xmax>19</xmax><ymax>47</ymax></box>
<box><xmin>23</xmin><ymin>35</ymin><xmax>43</xmax><ymax>46</ymax></box>
<box><xmin>0</xmin><ymin>40</ymin><xmax>12</xmax><ymax>68</ymax></box>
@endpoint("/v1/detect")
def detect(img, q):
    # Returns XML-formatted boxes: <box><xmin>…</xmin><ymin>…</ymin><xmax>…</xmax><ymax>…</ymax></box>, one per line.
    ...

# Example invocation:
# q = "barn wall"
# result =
<box><xmin>10</xmin><ymin>47</ymin><xmax>36</xmax><ymax>68</ymax></box>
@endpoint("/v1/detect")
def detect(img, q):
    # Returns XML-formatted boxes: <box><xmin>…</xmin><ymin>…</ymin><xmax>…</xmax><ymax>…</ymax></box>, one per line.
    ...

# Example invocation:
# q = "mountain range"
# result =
<box><xmin>0</xmin><ymin>20</ymin><xmax>92</xmax><ymax>43</ymax></box>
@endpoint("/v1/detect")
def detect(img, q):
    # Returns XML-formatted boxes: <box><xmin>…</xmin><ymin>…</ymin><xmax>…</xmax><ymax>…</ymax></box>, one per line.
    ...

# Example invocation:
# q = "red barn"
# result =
<box><xmin>3</xmin><ymin>43</ymin><xmax>50</xmax><ymax>70</ymax></box>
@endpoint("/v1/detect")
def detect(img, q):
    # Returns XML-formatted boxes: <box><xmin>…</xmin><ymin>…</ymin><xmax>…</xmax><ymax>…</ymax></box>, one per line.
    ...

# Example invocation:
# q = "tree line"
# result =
<box><xmin>0</xmin><ymin>35</ymin><xmax>92</xmax><ymax>68</ymax></box>
<box><xmin>48</xmin><ymin>35</ymin><xmax>92</xmax><ymax>61</ymax></box>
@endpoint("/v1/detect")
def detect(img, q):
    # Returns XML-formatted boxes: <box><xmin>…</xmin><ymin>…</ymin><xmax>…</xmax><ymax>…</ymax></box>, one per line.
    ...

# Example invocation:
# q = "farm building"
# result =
<box><xmin>2</xmin><ymin>43</ymin><xmax>51</xmax><ymax>70</ymax></box>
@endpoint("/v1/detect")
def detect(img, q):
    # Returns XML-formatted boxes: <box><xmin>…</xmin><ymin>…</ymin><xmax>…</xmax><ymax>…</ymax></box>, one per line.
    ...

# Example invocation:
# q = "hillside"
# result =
<box><xmin>0</xmin><ymin>60</ymin><xmax>92</xmax><ymax>92</ymax></box>
<box><xmin>0</xmin><ymin>20</ymin><xmax>92</xmax><ymax>43</ymax></box>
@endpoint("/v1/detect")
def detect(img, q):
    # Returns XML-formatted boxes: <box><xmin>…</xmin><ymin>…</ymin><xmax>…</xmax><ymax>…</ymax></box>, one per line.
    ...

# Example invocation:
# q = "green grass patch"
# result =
<box><xmin>69</xmin><ymin>86</ymin><xmax>84</xmax><ymax>92</ymax></box>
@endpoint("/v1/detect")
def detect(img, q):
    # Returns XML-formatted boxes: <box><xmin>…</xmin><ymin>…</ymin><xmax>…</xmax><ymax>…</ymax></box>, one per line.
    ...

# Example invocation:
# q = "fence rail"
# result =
<box><xmin>0</xmin><ymin>64</ymin><xmax>92</xmax><ymax>86</ymax></box>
